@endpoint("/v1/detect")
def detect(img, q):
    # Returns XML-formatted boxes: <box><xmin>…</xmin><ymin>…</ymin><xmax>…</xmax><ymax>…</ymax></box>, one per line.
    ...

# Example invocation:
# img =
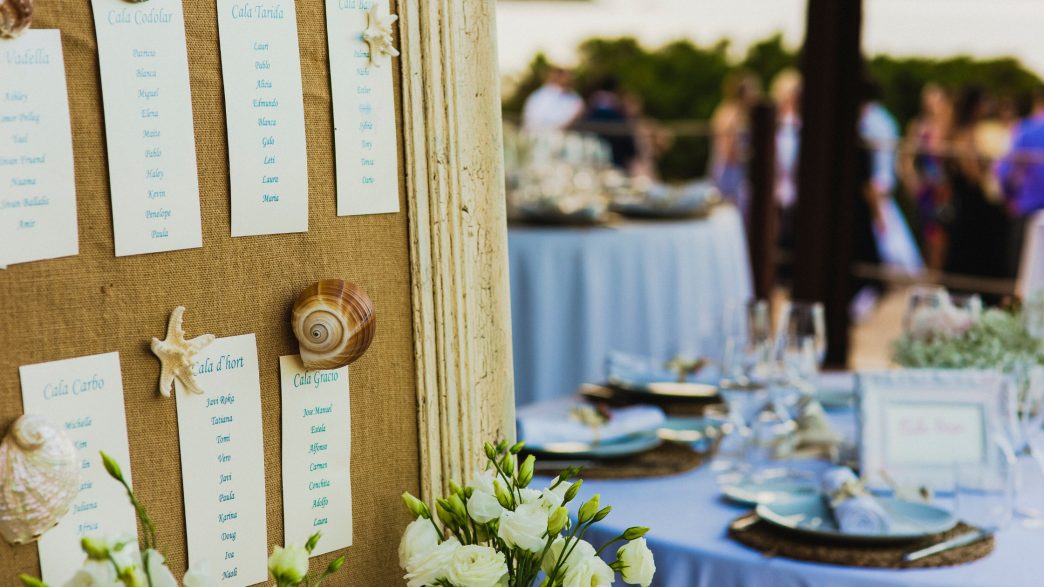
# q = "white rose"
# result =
<box><xmin>183</xmin><ymin>560</ymin><xmax>217</xmax><ymax>587</ymax></box>
<box><xmin>497</xmin><ymin>503</ymin><xmax>549</xmax><ymax>552</ymax></box>
<box><xmin>468</xmin><ymin>489</ymin><xmax>505</xmax><ymax>524</ymax></box>
<box><xmin>445</xmin><ymin>544</ymin><xmax>508</xmax><ymax>587</ymax></box>
<box><xmin>399</xmin><ymin>518</ymin><xmax>441</xmax><ymax>569</ymax></box>
<box><xmin>143</xmin><ymin>549</ymin><xmax>179</xmax><ymax>587</ymax></box>
<box><xmin>617</xmin><ymin>538</ymin><xmax>656</xmax><ymax>587</ymax></box>
<box><xmin>563</xmin><ymin>555</ymin><xmax>614</xmax><ymax>587</ymax></box>
<box><xmin>405</xmin><ymin>537</ymin><xmax>461</xmax><ymax>587</ymax></box>
<box><xmin>541</xmin><ymin>537</ymin><xmax>596</xmax><ymax>576</ymax></box>
<box><xmin>268</xmin><ymin>544</ymin><xmax>310</xmax><ymax>584</ymax></box>
<box><xmin>61</xmin><ymin>561</ymin><xmax>117</xmax><ymax>587</ymax></box>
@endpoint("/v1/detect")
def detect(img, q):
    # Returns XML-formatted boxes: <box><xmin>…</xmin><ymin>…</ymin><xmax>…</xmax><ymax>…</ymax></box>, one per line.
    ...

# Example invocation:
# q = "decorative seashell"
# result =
<box><xmin>292</xmin><ymin>279</ymin><xmax>376</xmax><ymax>370</ymax></box>
<box><xmin>0</xmin><ymin>0</ymin><xmax>33</xmax><ymax>39</ymax></box>
<box><xmin>0</xmin><ymin>415</ymin><xmax>79</xmax><ymax>545</ymax></box>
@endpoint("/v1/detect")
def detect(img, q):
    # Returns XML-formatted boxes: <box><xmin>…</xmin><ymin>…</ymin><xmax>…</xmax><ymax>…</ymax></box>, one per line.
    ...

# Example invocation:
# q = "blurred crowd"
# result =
<box><xmin>521</xmin><ymin>63</ymin><xmax>1044</xmax><ymax>287</ymax></box>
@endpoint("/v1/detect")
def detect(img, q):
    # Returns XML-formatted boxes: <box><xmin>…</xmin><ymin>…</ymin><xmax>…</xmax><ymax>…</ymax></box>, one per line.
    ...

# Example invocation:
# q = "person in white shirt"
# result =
<box><xmin>522</xmin><ymin>67</ymin><xmax>584</xmax><ymax>133</ymax></box>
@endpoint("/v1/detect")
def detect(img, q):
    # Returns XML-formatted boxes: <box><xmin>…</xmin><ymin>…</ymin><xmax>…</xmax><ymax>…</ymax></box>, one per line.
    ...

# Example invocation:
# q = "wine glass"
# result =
<box><xmin>720</xmin><ymin>299</ymin><xmax>773</xmax><ymax>383</ymax></box>
<box><xmin>776</xmin><ymin>301</ymin><xmax>826</xmax><ymax>386</ymax></box>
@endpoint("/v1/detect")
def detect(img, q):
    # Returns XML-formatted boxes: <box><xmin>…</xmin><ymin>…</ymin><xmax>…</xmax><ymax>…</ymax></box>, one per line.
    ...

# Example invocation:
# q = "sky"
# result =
<box><xmin>495</xmin><ymin>0</ymin><xmax>1044</xmax><ymax>78</ymax></box>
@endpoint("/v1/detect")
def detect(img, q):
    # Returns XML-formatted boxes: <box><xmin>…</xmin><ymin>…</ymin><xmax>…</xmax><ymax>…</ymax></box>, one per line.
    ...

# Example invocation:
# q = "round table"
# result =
<box><xmin>508</xmin><ymin>205</ymin><xmax>752</xmax><ymax>406</ymax></box>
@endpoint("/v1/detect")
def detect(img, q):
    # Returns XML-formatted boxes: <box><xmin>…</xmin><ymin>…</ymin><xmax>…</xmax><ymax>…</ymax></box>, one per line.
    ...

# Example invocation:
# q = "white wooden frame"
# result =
<box><xmin>397</xmin><ymin>0</ymin><xmax>516</xmax><ymax>500</ymax></box>
<box><xmin>857</xmin><ymin>369</ymin><xmax>1014</xmax><ymax>492</ymax></box>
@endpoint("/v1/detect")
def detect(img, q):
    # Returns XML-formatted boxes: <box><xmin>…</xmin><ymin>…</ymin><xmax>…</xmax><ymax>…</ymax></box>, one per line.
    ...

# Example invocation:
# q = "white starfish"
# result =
<box><xmin>150</xmin><ymin>306</ymin><xmax>215</xmax><ymax>397</ymax></box>
<box><xmin>362</xmin><ymin>2</ymin><xmax>399</xmax><ymax>67</ymax></box>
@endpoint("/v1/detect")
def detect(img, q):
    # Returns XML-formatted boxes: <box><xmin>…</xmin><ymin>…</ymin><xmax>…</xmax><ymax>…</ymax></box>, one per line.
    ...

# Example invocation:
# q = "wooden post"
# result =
<box><xmin>748</xmin><ymin>101</ymin><xmax>778</xmax><ymax>301</ymax></box>
<box><xmin>792</xmin><ymin>0</ymin><xmax>864</xmax><ymax>367</ymax></box>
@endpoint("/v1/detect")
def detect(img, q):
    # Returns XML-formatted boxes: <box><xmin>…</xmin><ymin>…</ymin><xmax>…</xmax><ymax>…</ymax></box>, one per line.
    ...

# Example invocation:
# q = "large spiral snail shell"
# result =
<box><xmin>292</xmin><ymin>280</ymin><xmax>376</xmax><ymax>370</ymax></box>
<box><xmin>0</xmin><ymin>0</ymin><xmax>32</xmax><ymax>39</ymax></box>
<box><xmin>0</xmin><ymin>415</ymin><xmax>79</xmax><ymax>545</ymax></box>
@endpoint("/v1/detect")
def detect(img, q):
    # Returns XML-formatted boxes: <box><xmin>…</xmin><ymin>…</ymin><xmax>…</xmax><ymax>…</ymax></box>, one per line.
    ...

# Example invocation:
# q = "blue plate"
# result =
<box><xmin>524</xmin><ymin>433</ymin><xmax>662</xmax><ymax>459</ymax></box>
<box><xmin>756</xmin><ymin>495</ymin><xmax>958</xmax><ymax>543</ymax></box>
<box><xmin>721</xmin><ymin>472</ymin><xmax>820</xmax><ymax>506</ymax></box>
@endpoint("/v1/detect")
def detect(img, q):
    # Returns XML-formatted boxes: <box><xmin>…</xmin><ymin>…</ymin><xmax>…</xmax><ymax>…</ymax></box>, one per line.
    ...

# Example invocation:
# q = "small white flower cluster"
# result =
<box><xmin>399</xmin><ymin>440</ymin><xmax>656</xmax><ymax>587</ymax></box>
<box><xmin>55</xmin><ymin>535</ymin><xmax>212</xmax><ymax>587</ymax></box>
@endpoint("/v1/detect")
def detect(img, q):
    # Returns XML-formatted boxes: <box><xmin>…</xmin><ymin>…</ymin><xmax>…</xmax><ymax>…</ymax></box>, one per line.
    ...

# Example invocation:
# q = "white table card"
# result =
<box><xmin>279</xmin><ymin>355</ymin><xmax>352</xmax><ymax>555</ymax></box>
<box><xmin>217</xmin><ymin>0</ymin><xmax>309</xmax><ymax>236</ymax></box>
<box><xmin>19</xmin><ymin>352</ymin><xmax>136</xmax><ymax>585</ymax></box>
<box><xmin>0</xmin><ymin>30</ymin><xmax>79</xmax><ymax>266</ymax></box>
<box><xmin>175</xmin><ymin>334</ymin><xmax>267</xmax><ymax>585</ymax></box>
<box><xmin>92</xmin><ymin>0</ymin><xmax>203</xmax><ymax>256</ymax></box>
<box><xmin>326</xmin><ymin>0</ymin><xmax>401</xmax><ymax>216</ymax></box>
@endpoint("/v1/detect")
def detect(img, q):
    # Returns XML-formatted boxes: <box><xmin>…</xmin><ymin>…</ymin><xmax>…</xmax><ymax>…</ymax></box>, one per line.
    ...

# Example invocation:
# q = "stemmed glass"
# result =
<box><xmin>775</xmin><ymin>301</ymin><xmax>827</xmax><ymax>389</ymax></box>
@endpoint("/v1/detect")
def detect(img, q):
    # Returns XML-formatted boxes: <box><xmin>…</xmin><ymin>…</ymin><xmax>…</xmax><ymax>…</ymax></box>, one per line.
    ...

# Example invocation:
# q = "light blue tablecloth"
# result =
<box><xmin>509</xmin><ymin>206</ymin><xmax>752</xmax><ymax>406</ymax></box>
<box><xmin>539</xmin><ymin>407</ymin><xmax>1037</xmax><ymax>587</ymax></box>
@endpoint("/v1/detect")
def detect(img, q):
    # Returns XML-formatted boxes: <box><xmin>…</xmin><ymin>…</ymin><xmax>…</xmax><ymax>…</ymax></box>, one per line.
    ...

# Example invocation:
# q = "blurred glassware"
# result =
<box><xmin>776</xmin><ymin>301</ymin><xmax>827</xmax><ymax>386</ymax></box>
<box><xmin>955</xmin><ymin>439</ymin><xmax>1015</xmax><ymax>533</ymax></box>
<box><xmin>902</xmin><ymin>285</ymin><xmax>950</xmax><ymax>334</ymax></box>
<box><xmin>721</xmin><ymin>299</ymin><xmax>773</xmax><ymax>383</ymax></box>
<box><xmin>713</xmin><ymin>380</ymin><xmax>771</xmax><ymax>478</ymax></box>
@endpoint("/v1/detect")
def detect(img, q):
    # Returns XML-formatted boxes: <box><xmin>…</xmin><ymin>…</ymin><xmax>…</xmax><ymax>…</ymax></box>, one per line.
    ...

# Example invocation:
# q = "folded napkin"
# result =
<box><xmin>606</xmin><ymin>351</ymin><xmax>718</xmax><ymax>386</ymax></box>
<box><xmin>517</xmin><ymin>400</ymin><xmax>666</xmax><ymax>446</ymax></box>
<box><xmin>821</xmin><ymin>467</ymin><xmax>892</xmax><ymax>535</ymax></box>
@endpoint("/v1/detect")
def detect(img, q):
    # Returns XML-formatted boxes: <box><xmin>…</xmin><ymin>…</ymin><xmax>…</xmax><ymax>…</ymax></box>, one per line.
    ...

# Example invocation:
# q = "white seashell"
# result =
<box><xmin>292</xmin><ymin>279</ymin><xmax>376</xmax><ymax>370</ymax></box>
<box><xmin>0</xmin><ymin>415</ymin><xmax>79</xmax><ymax>545</ymax></box>
<box><xmin>0</xmin><ymin>0</ymin><xmax>32</xmax><ymax>39</ymax></box>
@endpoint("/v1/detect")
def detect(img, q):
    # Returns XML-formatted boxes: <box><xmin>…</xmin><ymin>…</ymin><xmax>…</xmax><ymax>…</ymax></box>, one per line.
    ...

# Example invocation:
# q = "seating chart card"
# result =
<box><xmin>326</xmin><ymin>0</ymin><xmax>401</xmax><ymax>216</ymax></box>
<box><xmin>279</xmin><ymin>355</ymin><xmax>352</xmax><ymax>555</ymax></box>
<box><xmin>217</xmin><ymin>0</ymin><xmax>309</xmax><ymax>236</ymax></box>
<box><xmin>175</xmin><ymin>334</ymin><xmax>267</xmax><ymax>585</ymax></box>
<box><xmin>19</xmin><ymin>352</ymin><xmax>136</xmax><ymax>585</ymax></box>
<box><xmin>0</xmin><ymin>30</ymin><xmax>79</xmax><ymax>266</ymax></box>
<box><xmin>92</xmin><ymin>0</ymin><xmax>203</xmax><ymax>256</ymax></box>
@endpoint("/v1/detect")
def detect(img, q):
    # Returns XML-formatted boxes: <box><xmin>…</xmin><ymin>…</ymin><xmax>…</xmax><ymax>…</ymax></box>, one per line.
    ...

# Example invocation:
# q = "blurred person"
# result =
<box><xmin>709</xmin><ymin>70</ymin><xmax>762</xmax><ymax>214</ymax></box>
<box><xmin>771</xmin><ymin>68</ymin><xmax>802</xmax><ymax>246</ymax></box>
<box><xmin>899</xmin><ymin>83</ymin><xmax>953</xmax><ymax>269</ymax></box>
<box><xmin>944</xmin><ymin>86</ymin><xmax>1010</xmax><ymax>282</ymax></box>
<box><xmin>521</xmin><ymin>66</ymin><xmax>584</xmax><ymax>133</ymax></box>
<box><xmin>622</xmin><ymin>93</ymin><xmax>671</xmax><ymax>180</ymax></box>
<box><xmin>577</xmin><ymin>76</ymin><xmax>638</xmax><ymax>170</ymax></box>
<box><xmin>975</xmin><ymin>95</ymin><xmax>1017</xmax><ymax>201</ymax></box>
<box><xmin>997</xmin><ymin>85</ymin><xmax>1044</xmax><ymax>274</ymax></box>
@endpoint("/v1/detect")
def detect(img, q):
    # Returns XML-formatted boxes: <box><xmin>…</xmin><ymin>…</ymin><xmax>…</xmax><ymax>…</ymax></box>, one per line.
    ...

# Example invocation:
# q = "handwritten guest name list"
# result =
<box><xmin>0</xmin><ymin>30</ymin><xmax>79</xmax><ymax>266</ymax></box>
<box><xmin>326</xmin><ymin>0</ymin><xmax>401</xmax><ymax>216</ymax></box>
<box><xmin>92</xmin><ymin>0</ymin><xmax>202</xmax><ymax>256</ymax></box>
<box><xmin>279</xmin><ymin>355</ymin><xmax>352</xmax><ymax>555</ymax></box>
<box><xmin>218</xmin><ymin>0</ymin><xmax>309</xmax><ymax>236</ymax></box>
<box><xmin>175</xmin><ymin>334</ymin><xmax>267</xmax><ymax>586</ymax></box>
<box><xmin>19</xmin><ymin>352</ymin><xmax>136</xmax><ymax>585</ymax></box>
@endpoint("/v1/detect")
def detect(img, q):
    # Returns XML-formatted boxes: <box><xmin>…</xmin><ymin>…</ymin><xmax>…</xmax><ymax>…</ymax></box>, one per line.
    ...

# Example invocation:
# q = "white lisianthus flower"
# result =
<box><xmin>143</xmin><ymin>549</ymin><xmax>179</xmax><ymax>587</ymax></box>
<box><xmin>563</xmin><ymin>555</ymin><xmax>614</xmax><ymax>587</ymax></box>
<box><xmin>268</xmin><ymin>544</ymin><xmax>310</xmax><ymax>584</ymax></box>
<box><xmin>445</xmin><ymin>544</ymin><xmax>509</xmax><ymax>587</ymax></box>
<box><xmin>399</xmin><ymin>517</ymin><xmax>442</xmax><ymax>568</ymax></box>
<box><xmin>497</xmin><ymin>502</ymin><xmax>549</xmax><ymax>552</ymax></box>
<box><xmin>541</xmin><ymin>537</ymin><xmax>596</xmax><ymax>576</ymax></box>
<box><xmin>405</xmin><ymin>537</ymin><xmax>461</xmax><ymax>587</ymax></box>
<box><xmin>468</xmin><ymin>489</ymin><xmax>505</xmax><ymax>524</ymax></box>
<box><xmin>519</xmin><ymin>487</ymin><xmax>543</xmax><ymax>505</ymax></box>
<box><xmin>61</xmin><ymin>561</ymin><xmax>118</xmax><ymax>587</ymax></box>
<box><xmin>183</xmin><ymin>560</ymin><xmax>217</xmax><ymax>587</ymax></box>
<box><xmin>617</xmin><ymin>538</ymin><xmax>656</xmax><ymax>586</ymax></box>
<box><xmin>541</xmin><ymin>478</ymin><xmax>572</xmax><ymax>510</ymax></box>
<box><xmin>471</xmin><ymin>467</ymin><xmax>498</xmax><ymax>495</ymax></box>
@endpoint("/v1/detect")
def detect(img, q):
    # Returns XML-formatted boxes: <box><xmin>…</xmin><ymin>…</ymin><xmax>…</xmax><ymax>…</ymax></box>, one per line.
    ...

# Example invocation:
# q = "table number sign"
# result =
<box><xmin>217</xmin><ymin>0</ymin><xmax>309</xmax><ymax>236</ymax></box>
<box><xmin>858</xmin><ymin>369</ymin><xmax>1012</xmax><ymax>492</ymax></box>
<box><xmin>279</xmin><ymin>355</ymin><xmax>352</xmax><ymax>555</ymax></box>
<box><xmin>175</xmin><ymin>334</ymin><xmax>267</xmax><ymax>585</ymax></box>
<box><xmin>91</xmin><ymin>0</ymin><xmax>203</xmax><ymax>256</ymax></box>
<box><xmin>19</xmin><ymin>352</ymin><xmax>136</xmax><ymax>585</ymax></box>
<box><xmin>0</xmin><ymin>30</ymin><xmax>79</xmax><ymax>266</ymax></box>
<box><xmin>325</xmin><ymin>0</ymin><xmax>401</xmax><ymax>216</ymax></box>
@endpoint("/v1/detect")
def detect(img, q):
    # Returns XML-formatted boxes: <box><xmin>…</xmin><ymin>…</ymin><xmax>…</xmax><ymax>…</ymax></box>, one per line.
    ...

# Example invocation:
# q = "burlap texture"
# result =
<box><xmin>0</xmin><ymin>1</ymin><xmax>417</xmax><ymax>584</ymax></box>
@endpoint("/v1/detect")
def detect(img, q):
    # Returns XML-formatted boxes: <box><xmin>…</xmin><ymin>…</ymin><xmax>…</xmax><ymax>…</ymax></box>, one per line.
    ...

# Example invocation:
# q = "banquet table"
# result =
<box><xmin>509</xmin><ymin>205</ymin><xmax>752</xmax><ymax>406</ymax></box>
<box><xmin>532</xmin><ymin>403</ymin><xmax>1039</xmax><ymax>587</ymax></box>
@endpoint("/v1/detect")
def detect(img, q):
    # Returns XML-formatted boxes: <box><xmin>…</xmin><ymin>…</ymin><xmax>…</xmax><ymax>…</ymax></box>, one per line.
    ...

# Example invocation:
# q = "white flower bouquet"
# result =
<box><xmin>398</xmin><ymin>440</ymin><xmax>656</xmax><ymax>587</ymax></box>
<box><xmin>17</xmin><ymin>451</ymin><xmax>345</xmax><ymax>587</ymax></box>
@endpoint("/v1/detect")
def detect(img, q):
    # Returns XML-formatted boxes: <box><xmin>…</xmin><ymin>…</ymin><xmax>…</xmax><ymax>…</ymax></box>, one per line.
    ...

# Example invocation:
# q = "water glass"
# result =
<box><xmin>956</xmin><ymin>463</ymin><xmax>1014</xmax><ymax>532</ymax></box>
<box><xmin>776</xmin><ymin>301</ymin><xmax>826</xmax><ymax>387</ymax></box>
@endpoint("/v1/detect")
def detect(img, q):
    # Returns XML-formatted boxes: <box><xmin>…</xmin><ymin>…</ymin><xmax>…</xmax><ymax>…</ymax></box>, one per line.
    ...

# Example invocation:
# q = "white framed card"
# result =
<box><xmin>858</xmin><ymin>369</ymin><xmax>1014</xmax><ymax>492</ymax></box>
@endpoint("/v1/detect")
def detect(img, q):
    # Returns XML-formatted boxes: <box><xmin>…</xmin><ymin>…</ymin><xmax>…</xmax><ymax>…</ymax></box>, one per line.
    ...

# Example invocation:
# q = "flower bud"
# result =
<box><xmin>81</xmin><ymin>536</ymin><xmax>110</xmax><ymax>560</ymax></box>
<box><xmin>100</xmin><ymin>451</ymin><xmax>123</xmax><ymax>482</ymax></box>
<box><xmin>623</xmin><ymin>526</ymin><xmax>650</xmax><ymax>540</ymax></box>
<box><xmin>577</xmin><ymin>494</ymin><xmax>601</xmax><ymax>523</ymax></box>
<box><xmin>436</xmin><ymin>500</ymin><xmax>458</xmax><ymax>530</ymax></box>
<box><xmin>18</xmin><ymin>576</ymin><xmax>47</xmax><ymax>587</ymax></box>
<box><xmin>402</xmin><ymin>492</ymin><xmax>432</xmax><ymax>519</ymax></box>
<box><xmin>563</xmin><ymin>479</ymin><xmax>582</xmax><ymax>504</ymax></box>
<box><xmin>593</xmin><ymin>505</ymin><xmax>612</xmax><ymax>522</ymax></box>
<box><xmin>449</xmin><ymin>480</ymin><xmax>465</xmax><ymax>498</ymax></box>
<box><xmin>518</xmin><ymin>455</ymin><xmax>536</xmax><ymax>488</ymax></box>
<box><xmin>510</xmin><ymin>441</ymin><xmax>526</xmax><ymax>454</ymax></box>
<box><xmin>484</xmin><ymin>442</ymin><xmax>498</xmax><ymax>461</ymax></box>
<box><xmin>448</xmin><ymin>494</ymin><xmax>468</xmax><ymax>519</ymax></box>
<box><xmin>502</xmin><ymin>454</ymin><xmax>515</xmax><ymax>476</ymax></box>
<box><xmin>493</xmin><ymin>479</ymin><xmax>513</xmax><ymax>509</ymax></box>
<box><xmin>305</xmin><ymin>532</ymin><xmax>322</xmax><ymax>554</ymax></box>
<box><xmin>464</xmin><ymin>486</ymin><xmax>475</xmax><ymax>499</ymax></box>
<box><xmin>547</xmin><ymin>506</ymin><xmax>569</xmax><ymax>535</ymax></box>
<box><xmin>497</xmin><ymin>440</ymin><xmax>509</xmax><ymax>453</ymax></box>
<box><xmin>326</xmin><ymin>555</ymin><xmax>346</xmax><ymax>574</ymax></box>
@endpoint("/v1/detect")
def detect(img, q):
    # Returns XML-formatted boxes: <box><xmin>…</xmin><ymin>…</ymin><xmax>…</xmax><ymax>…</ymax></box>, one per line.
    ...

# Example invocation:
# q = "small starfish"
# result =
<box><xmin>150</xmin><ymin>306</ymin><xmax>215</xmax><ymax>397</ymax></box>
<box><xmin>362</xmin><ymin>1</ymin><xmax>399</xmax><ymax>67</ymax></box>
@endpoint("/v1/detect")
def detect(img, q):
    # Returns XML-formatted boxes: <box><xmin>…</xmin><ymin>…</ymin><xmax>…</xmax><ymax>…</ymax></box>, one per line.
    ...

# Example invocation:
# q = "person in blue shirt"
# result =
<box><xmin>996</xmin><ymin>86</ymin><xmax>1044</xmax><ymax>274</ymax></box>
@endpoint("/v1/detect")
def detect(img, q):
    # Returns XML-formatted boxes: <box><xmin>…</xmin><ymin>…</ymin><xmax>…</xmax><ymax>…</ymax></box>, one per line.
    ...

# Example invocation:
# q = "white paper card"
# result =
<box><xmin>175</xmin><ymin>335</ymin><xmax>267</xmax><ymax>585</ymax></box>
<box><xmin>0</xmin><ymin>30</ymin><xmax>79</xmax><ymax>266</ymax></box>
<box><xmin>279</xmin><ymin>355</ymin><xmax>352</xmax><ymax>555</ymax></box>
<box><xmin>92</xmin><ymin>0</ymin><xmax>202</xmax><ymax>256</ymax></box>
<box><xmin>19</xmin><ymin>352</ymin><xmax>136</xmax><ymax>585</ymax></box>
<box><xmin>883</xmin><ymin>402</ymin><xmax>986</xmax><ymax>466</ymax></box>
<box><xmin>326</xmin><ymin>0</ymin><xmax>400</xmax><ymax>216</ymax></box>
<box><xmin>217</xmin><ymin>0</ymin><xmax>309</xmax><ymax>236</ymax></box>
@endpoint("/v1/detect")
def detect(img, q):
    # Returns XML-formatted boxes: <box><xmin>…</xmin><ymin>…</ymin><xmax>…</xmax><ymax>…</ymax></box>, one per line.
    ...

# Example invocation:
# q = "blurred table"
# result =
<box><xmin>508</xmin><ymin>205</ymin><xmax>752</xmax><ymax>406</ymax></box>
